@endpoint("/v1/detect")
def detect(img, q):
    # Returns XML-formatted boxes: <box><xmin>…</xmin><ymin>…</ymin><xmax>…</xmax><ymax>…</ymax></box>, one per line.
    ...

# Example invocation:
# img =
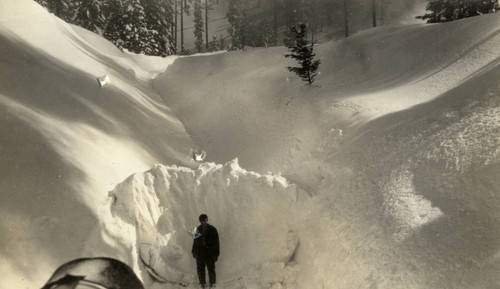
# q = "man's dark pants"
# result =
<box><xmin>196</xmin><ymin>257</ymin><xmax>216</xmax><ymax>286</ymax></box>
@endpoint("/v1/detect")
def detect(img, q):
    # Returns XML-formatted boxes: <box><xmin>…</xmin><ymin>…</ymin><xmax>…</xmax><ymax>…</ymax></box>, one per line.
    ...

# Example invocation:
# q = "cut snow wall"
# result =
<box><xmin>108</xmin><ymin>159</ymin><xmax>306</xmax><ymax>288</ymax></box>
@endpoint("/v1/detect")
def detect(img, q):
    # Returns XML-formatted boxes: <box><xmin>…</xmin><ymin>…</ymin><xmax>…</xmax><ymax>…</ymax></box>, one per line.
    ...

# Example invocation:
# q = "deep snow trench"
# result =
<box><xmin>108</xmin><ymin>159</ymin><xmax>308</xmax><ymax>288</ymax></box>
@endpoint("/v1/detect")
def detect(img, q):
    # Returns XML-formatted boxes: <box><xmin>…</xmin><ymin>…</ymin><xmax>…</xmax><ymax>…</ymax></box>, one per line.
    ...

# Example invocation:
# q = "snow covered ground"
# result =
<box><xmin>0</xmin><ymin>1</ymin><xmax>499</xmax><ymax>289</ymax></box>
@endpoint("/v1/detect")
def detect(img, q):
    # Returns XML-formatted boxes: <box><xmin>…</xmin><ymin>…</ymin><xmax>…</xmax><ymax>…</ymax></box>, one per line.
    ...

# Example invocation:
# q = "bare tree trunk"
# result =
<box><xmin>181</xmin><ymin>0</ymin><xmax>184</xmax><ymax>52</ymax></box>
<box><xmin>205</xmin><ymin>0</ymin><xmax>209</xmax><ymax>50</ymax></box>
<box><xmin>372</xmin><ymin>0</ymin><xmax>377</xmax><ymax>27</ymax></box>
<box><xmin>175</xmin><ymin>0</ymin><xmax>178</xmax><ymax>53</ymax></box>
<box><xmin>272</xmin><ymin>0</ymin><xmax>278</xmax><ymax>45</ymax></box>
<box><xmin>343</xmin><ymin>0</ymin><xmax>349</xmax><ymax>37</ymax></box>
<box><xmin>379</xmin><ymin>0</ymin><xmax>383</xmax><ymax>25</ymax></box>
<box><xmin>171</xmin><ymin>21</ymin><xmax>174</xmax><ymax>51</ymax></box>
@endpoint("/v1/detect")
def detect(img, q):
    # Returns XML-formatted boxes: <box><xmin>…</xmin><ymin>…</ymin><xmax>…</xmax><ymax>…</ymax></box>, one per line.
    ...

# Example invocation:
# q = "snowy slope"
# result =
<box><xmin>0</xmin><ymin>1</ymin><xmax>499</xmax><ymax>289</ymax></box>
<box><xmin>154</xmin><ymin>13</ymin><xmax>500</xmax><ymax>176</ymax></box>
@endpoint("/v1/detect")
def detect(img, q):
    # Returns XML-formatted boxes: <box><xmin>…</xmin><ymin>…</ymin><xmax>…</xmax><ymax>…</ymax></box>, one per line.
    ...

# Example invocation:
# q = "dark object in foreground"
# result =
<box><xmin>41</xmin><ymin>257</ymin><xmax>144</xmax><ymax>289</ymax></box>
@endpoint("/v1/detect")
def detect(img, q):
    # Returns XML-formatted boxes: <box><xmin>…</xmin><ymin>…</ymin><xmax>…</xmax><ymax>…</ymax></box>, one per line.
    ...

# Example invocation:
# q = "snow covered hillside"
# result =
<box><xmin>1</xmin><ymin>1</ymin><xmax>499</xmax><ymax>289</ymax></box>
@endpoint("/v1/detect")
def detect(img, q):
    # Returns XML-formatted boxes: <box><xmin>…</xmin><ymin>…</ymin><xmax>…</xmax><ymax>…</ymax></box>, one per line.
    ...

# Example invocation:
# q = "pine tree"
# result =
<box><xmin>142</xmin><ymin>0</ymin><xmax>175</xmax><ymax>56</ymax></box>
<box><xmin>35</xmin><ymin>0</ymin><xmax>79</xmax><ymax>22</ymax></box>
<box><xmin>179</xmin><ymin>0</ymin><xmax>193</xmax><ymax>53</ymax></box>
<box><xmin>180</xmin><ymin>0</ymin><xmax>185</xmax><ymax>52</ymax></box>
<box><xmin>272</xmin><ymin>0</ymin><xmax>278</xmax><ymax>45</ymax></box>
<box><xmin>193</xmin><ymin>0</ymin><xmax>204</xmax><ymax>52</ymax></box>
<box><xmin>226</xmin><ymin>0</ymin><xmax>248</xmax><ymax>50</ymax></box>
<box><xmin>209</xmin><ymin>34</ymin><xmax>225</xmax><ymax>51</ymax></box>
<box><xmin>74</xmin><ymin>0</ymin><xmax>105</xmax><ymax>34</ymax></box>
<box><xmin>204</xmin><ymin>0</ymin><xmax>210</xmax><ymax>50</ymax></box>
<box><xmin>34</xmin><ymin>0</ymin><xmax>48</xmax><ymax>6</ymax></box>
<box><xmin>105</xmin><ymin>0</ymin><xmax>149</xmax><ymax>54</ymax></box>
<box><xmin>100</xmin><ymin>0</ymin><xmax>122</xmax><ymax>35</ymax></box>
<box><xmin>47</xmin><ymin>0</ymin><xmax>69</xmax><ymax>20</ymax></box>
<box><xmin>285</xmin><ymin>23</ymin><xmax>320</xmax><ymax>85</ymax></box>
<box><xmin>248</xmin><ymin>19</ymin><xmax>272</xmax><ymax>47</ymax></box>
<box><xmin>184</xmin><ymin>0</ymin><xmax>193</xmax><ymax>15</ymax></box>
<box><xmin>417</xmin><ymin>0</ymin><xmax>499</xmax><ymax>23</ymax></box>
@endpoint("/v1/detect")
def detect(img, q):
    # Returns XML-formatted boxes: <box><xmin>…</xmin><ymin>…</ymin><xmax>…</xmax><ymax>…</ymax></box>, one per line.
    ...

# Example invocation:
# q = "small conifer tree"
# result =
<box><xmin>285</xmin><ymin>23</ymin><xmax>321</xmax><ymax>85</ymax></box>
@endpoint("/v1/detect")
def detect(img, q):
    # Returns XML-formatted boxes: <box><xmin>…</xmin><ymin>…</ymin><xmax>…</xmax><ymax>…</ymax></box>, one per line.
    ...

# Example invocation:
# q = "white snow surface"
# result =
<box><xmin>1</xmin><ymin>1</ymin><xmax>499</xmax><ymax>289</ymax></box>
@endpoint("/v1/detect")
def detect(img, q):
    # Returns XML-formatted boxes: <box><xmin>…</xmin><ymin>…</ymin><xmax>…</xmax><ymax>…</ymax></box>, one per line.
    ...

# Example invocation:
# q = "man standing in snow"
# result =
<box><xmin>192</xmin><ymin>214</ymin><xmax>220</xmax><ymax>288</ymax></box>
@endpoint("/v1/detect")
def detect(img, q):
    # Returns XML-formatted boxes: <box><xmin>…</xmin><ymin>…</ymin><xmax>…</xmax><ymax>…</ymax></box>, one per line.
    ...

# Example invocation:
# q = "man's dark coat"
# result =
<box><xmin>192</xmin><ymin>224</ymin><xmax>220</xmax><ymax>260</ymax></box>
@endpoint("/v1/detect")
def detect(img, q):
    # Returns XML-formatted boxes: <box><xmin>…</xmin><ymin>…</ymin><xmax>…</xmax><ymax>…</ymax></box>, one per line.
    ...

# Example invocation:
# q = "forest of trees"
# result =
<box><xmin>35</xmin><ymin>0</ymin><xmax>175</xmax><ymax>56</ymax></box>
<box><xmin>33</xmin><ymin>0</ymin><xmax>499</xmax><ymax>56</ymax></box>
<box><xmin>417</xmin><ymin>0</ymin><xmax>498</xmax><ymax>23</ymax></box>
<box><xmin>225</xmin><ymin>0</ymin><xmax>396</xmax><ymax>50</ymax></box>
<box><xmin>33</xmin><ymin>0</ymin><xmax>394</xmax><ymax>55</ymax></box>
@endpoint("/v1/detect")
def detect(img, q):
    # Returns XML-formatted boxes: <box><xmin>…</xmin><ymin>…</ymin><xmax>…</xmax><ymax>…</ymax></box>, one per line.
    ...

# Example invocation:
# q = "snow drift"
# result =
<box><xmin>0</xmin><ymin>1</ymin><xmax>499</xmax><ymax>289</ymax></box>
<box><xmin>0</xmin><ymin>1</ymin><xmax>193</xmax><ymax>287</ymax></box>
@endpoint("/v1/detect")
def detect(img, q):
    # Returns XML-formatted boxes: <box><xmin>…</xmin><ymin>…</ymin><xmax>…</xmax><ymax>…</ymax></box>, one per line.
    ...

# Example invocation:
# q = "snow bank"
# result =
<box><xmin>320</xmin><ymin>63</ymin><xmax>500</xmax><ymax>289</ymax></box>
<box><xmin>108</xmin><ymin>159</ymin><xmax>307</xmax><ymax>288</ymax></box>
<box><xmin>317</xmin><ymin>13</ymin><xmax>500</xmax><ymax>94</ymax></box>
<box><xmin>0</xmin><ymin>2</ymin><xmax>193</xmax><ymax>288</ymax></box>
